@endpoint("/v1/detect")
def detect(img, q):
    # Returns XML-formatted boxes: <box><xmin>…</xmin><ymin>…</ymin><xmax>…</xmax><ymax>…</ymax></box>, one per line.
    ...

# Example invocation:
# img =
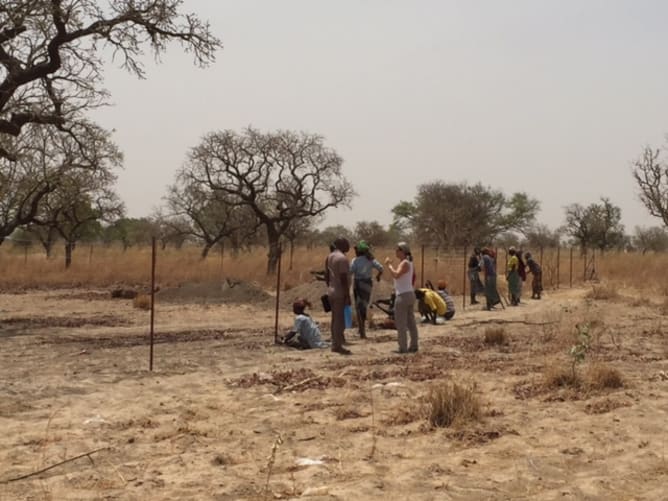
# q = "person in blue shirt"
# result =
<box><xmin>284</xmin><ymin>299</ymin><xmax>329</xmax><ymax>349</ymax></box>
<box><xmin>349</xmin><ymin>240</ymin><xmax>383</xmax><ymax>338</ymax></box>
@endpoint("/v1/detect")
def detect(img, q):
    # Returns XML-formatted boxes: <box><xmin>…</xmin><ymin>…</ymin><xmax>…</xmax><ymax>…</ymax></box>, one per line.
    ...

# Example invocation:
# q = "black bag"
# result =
<box><xmin>321</xmin><ymin>294</ymin><xmax>331</xmax><ymax>313</ymax></box>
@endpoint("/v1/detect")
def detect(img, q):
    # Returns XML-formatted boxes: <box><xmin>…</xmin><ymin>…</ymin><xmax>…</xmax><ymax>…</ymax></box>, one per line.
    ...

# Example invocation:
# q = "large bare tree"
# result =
<box><xmin>183</xmin><ymin>127</ymin><xmax>355</xmax><ymax>274</ymax></box>
<box><xmin>0</xmin><ymin>0</ymin><xmax>221</xmax><ymax>159</ymax></box>
<box><xmin>633</xmin><ymin>144</ymin><xmax>668</xmax><ymax>227</ymax></box>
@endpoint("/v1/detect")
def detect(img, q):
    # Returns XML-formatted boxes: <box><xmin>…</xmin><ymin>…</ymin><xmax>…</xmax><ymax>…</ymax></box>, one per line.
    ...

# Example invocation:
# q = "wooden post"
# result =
<box><xmin>149</xmin><ymin>237</ymin><xmax>156</xmax><ymax>371</ymax></box>
<box><xmin>556</xmin><ymin>246</ymin><xmax>561</xmax><ymax>289</ymax></box>
<box><xmin>420</xmin><ymin>244</ymin><xmax>425</xmax><ymax>287</ymax></box>
<box><xmin>274</xmin><ymin>246</ymin><xmax>283</xmax><ymax>344</ymax></box>
<box><xmin>583</xmin><ymin>248</ymin><xmax>587</xmax><ymax>282</ymax></box>
<box><xmin>569</xmin><ymin>247</ymin><xmax>573</xmax><ymax>288</ymax></box>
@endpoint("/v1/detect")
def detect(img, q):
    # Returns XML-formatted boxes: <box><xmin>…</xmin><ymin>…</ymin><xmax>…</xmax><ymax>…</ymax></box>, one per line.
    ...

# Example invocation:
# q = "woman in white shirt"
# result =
<box><xmin>384</xmin><ymin>242</ymin><xmax>419</xmax><ymax>353</ymax></box>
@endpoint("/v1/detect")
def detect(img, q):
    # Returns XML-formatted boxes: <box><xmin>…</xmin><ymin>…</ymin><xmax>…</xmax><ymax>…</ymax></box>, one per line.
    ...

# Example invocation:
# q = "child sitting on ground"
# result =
<box><xmin>436</xmin><ymin>280</ymin><xmax>456</xmax><ymax>320</ymax></box>
<box><xmin>283</xmin><ymin>299</ymin><xmax>329</xmax><ymax>349</ymax></box>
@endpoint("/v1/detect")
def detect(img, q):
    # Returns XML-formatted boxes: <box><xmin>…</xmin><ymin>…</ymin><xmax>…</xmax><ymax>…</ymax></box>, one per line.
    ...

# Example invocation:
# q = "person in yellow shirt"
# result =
<box><xmin>506</xmin><ymin>247</ymin><xmax>521</xmax><ymax>306</ymax></box>
<box><xmin>415</xmin><ymin>287</ymin><xmax>447</xmax><ymax>324</ymax></box>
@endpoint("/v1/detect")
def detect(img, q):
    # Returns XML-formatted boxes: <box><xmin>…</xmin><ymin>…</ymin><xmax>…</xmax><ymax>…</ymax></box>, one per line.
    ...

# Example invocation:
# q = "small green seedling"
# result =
<box><xmin>570</xmin><ymin>323</ymin><xmax>591</xmax><ymax>380</ymax></box>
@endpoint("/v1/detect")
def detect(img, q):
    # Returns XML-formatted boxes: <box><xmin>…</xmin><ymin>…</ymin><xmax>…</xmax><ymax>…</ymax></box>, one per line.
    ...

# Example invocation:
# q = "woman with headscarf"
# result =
<box><xmin>481</xmin><ymin>248</ymin><xmax>501</xmax><ymax>310</ymax></box>
<box><xmin>385</xmin><ymin>242</ymin><xmax>419</xmax><ymax>353</ymax></box>
<box><xmin>506</xmin><ymin>247</ymin><xmax>521</xmax><ymax>306</ymax></box>
<box><xmin>350</xmin><ymin>240</ymin><xmax>383</xmax><ymax>338</ymax></box>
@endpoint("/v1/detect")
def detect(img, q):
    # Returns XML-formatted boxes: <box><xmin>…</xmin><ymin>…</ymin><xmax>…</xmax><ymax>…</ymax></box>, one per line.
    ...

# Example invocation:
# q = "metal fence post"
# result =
<box><xmin>149</xmin><ymin>237</ymin><xmax>157</xmax><ymax>371</ymax></box>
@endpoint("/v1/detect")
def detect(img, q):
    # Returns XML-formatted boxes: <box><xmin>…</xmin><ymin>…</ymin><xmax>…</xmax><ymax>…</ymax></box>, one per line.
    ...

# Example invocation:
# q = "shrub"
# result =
<box><xmin>133</xmin><ymin>294</ymin><xmax>151</xmax><ymax>310</ymax></box>
<box><xmin>586</xmin><ymin>364</ymin><xmax>623</xmax><ymax>390</ymax></box>
<box><xmin>585</xmin><ymin>284</ymin><xmax>620</xmax><ymax>301</ymax></box>
<box><xmin>543</xmin><ymin>365</ymin><xmax>580</xmax><ymax>389</ymax></box>
<box><xmin>483</xmin><ymin>327</ymin><xmax>507</xmax><ymax>346</ymax></box>
<box><xmin>426</xmin><ymin>382</ymin><xmax>481</xmax><ymax>428</ymax></box>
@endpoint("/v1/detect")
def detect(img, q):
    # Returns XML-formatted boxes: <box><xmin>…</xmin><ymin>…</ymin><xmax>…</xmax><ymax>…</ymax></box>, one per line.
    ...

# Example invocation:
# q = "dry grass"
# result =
<box><xmin>483</xmin><ymin>327</ymin><xmax>507</xmax><ymax>346</ymax></box>
<box><xmin>585</xmin><ymin>284</ymin><xmax>620</xmax><ymax>301</ymax></box>
<box><xmin>132</xmin><ymin>294</ymin><xmax>151</xmax><ymax>310</ymax></box>
<box><xmin>2</xmin><ymin>244</ymin><xmax>668</xmax><ymax>294</ymax></box>
<box><xmin>426</xmin><ymin>382</ymin><xmax>482</xmax><ymax>428</ymax></box>
<box><xmin>660</xmin><ymin>298</ymin><xmax>668</xmax><ymax>316</ymax></box>
<box><xmin>585</xmin><ymin>364</ymin><xmax>624</xmax><ymax>390</ymax></box>
<box><xmin>543</xmin><ymin>365</ymin><xmax>581</xmax><ymax>389</ymax></box>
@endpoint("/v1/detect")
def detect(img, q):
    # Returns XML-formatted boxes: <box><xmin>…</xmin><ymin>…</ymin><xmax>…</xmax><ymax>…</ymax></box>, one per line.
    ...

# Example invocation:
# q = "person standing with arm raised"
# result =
<box><xmin>325</xmin><ymin>237</ymin><xmax>352</xmax><ymax>355</ymax></box>
<box><xmin>385</xmin><ymin>242</ymin><xmax>419</xmax><ymax>353</ymax></box>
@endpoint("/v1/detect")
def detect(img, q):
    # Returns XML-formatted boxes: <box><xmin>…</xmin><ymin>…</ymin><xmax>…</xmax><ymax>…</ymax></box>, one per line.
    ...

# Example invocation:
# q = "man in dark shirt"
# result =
<box><xmin>467</xmin><ymin>247</ymin><xmax>484</xmax><ymax>305</ymax></box>
<box><xmin>325</xmin><ymin>237</ymin><xmax>352</xmax><ymax>355</ymax></box>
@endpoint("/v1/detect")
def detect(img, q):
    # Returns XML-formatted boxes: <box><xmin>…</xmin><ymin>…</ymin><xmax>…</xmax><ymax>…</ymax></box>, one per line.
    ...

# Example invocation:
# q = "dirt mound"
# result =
<box><xmin>156</xmin><ymin>279</ymin><xmax>272</xmax><ymax>305</ymax></box>
<box><xmin>280</xmin><ymin>279</ymin><xmax>395</xmax><ymax>310</ymax></box>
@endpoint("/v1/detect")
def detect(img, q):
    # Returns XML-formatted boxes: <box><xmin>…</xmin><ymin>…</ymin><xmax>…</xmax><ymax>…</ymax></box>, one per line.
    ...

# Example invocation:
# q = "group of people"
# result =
<box><xmin>284</xmin><ymin>239</ymin><xmax>543</xmax><ymax>356</ymax></box>
<box><xmin>467</xmin><ymin>246</ymin><xmax>543</xmax><ymax>310</ymax></box>
<box><xmin>319</xmin><ymin>238</ymin><xmax>419</xmax><ymax>355</ymax></box>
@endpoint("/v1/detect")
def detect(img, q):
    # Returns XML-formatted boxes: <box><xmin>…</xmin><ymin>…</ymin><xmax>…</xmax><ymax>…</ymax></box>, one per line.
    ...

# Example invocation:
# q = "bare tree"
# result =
<box><xmin>633</xmin><ymin>144</ymin><xmax>668</xmax><ymax>227</ymax></box>
<box><xmin>0</xmin><ymin>0</ymin><xmax>221</xmax><ymax>159</ymax></box>
<box><xmin>165</xmin><ymin>178</ymin><xmax>257</xmax><ymax>259</ymax></box>
<box><xmin>563</xmin><ymin>198</ymin><xmax>625</xmax><ymax>253</ymax></box>
<box><xmin>30</xmin><ymin>129</ymin><xmax>124</xmax><ymax>267</ymax></box>
<box><xmin>0</xmin><ymin>122</ymin><xmax>118</xmax><ymax>243</ymax></box>
<box><xmin>184</xmin><ymin>127</ymin><xmax>355</xmax><ymax>274</ymax></box>
<box><xmin>632</xmin><ymin>226</ymin><xmax>668</xmax><ymax>254</ymax></box>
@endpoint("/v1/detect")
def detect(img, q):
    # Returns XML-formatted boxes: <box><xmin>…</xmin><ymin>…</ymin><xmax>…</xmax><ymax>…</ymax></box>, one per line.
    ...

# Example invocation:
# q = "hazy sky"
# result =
<box><xmin>92</xmin><ymin>0</ymin><xmax>668</xmax><ymax>232</ymax></box>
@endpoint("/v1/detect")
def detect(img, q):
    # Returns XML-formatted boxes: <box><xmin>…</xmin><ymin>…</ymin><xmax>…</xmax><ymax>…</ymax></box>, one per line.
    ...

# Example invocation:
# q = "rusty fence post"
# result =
<box><xmin>274</xmin><ymin>246</ymin><xmax>283</xmax><ymax>344</ymax></box>
<box><xmin>149</xmin><ymin>237</ymin><xmax>157</xmax><ymax>371</ymax></box>
<box><xmin>556</xmin><ymin>246</ymin><xmax>560</xmax><ymax>289</ymax></box>
<box><xmin>420</xmin><ymin>244</ymin><xmax>425</xmax><ymax>287</ymax></box>
<box><xmin>569</xmin><ymin>247</ymin><xmax>573</xmax><ymax>288</ymax></box>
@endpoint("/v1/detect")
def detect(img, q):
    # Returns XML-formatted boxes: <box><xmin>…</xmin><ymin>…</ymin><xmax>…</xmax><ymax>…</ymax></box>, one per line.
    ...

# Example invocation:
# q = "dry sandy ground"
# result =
<box><xmin>0</xmin><ymin>285</ymin><xmax>667</xmax><ymax>500</ymax></box>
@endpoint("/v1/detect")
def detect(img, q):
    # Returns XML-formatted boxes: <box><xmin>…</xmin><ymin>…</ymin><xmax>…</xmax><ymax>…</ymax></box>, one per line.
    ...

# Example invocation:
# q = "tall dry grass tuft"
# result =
<box><xmin>426</xmin><ymin>382</ymin><xmax>482</xmax><ymax>428</ymax></box>
<box><xmin>483</xmin><ymin>327</ymin><xmax>507</xmax><ymax>346</ymax></box>
<box><xmin>543</xmin><ymin>365</ymin><xmax>580</xmax><ymax>389</ymax></box>
<box><xmin>585</xmin><ymin>364</ymin><xmax>624</xmax><ymax>390</ymax></box>
<box><xmin>585</xmin><ymin>283</ymin><xmax>620</xmax><ymax>301</ymax></box>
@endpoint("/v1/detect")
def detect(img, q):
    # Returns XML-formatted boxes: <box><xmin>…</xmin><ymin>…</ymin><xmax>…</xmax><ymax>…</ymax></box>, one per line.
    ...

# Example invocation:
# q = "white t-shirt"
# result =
<box><xmin>394</xmin><ymin>260</ymin><xmax>414</xmax><ymax>295</ymax></box>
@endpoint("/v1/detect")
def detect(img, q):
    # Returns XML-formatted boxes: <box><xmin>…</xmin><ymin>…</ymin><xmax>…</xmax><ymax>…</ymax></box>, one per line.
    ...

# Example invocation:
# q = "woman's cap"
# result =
<box><xmin>397</xmin><ymin>242</ymin><xmax>411</xmax><ymax>255</ymax></box>
<box><xmin>357</xmin><ymin>240</ymin><xmax>369</xmax><ymax>252</ymax></box>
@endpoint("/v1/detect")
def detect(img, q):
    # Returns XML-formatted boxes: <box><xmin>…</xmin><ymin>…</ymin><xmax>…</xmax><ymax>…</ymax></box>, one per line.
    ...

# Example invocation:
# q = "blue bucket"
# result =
<box><xmin>344</xmin><ymin>305</ymin><xmax>353</xmax><ymax>329</ymax></box>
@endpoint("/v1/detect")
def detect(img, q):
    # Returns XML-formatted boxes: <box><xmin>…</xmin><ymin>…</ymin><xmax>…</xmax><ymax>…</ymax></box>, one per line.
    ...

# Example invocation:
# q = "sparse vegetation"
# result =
<box><xmin>586</xmin><ymin>284</ymin><xmax>620</xmax><ymax>301</ymax></box>
<box><xmin>132</xmin><ymin>294</ymin><xmax>151</xmax><ymax>310</ymax></box>
<box><xmin>426</xmin><ymin>382</ymin><xmax>482</xmax><ymax>428</ymax></box>
<box><xmin>585</xmin><ymin>364</ymin><xmax>624</xmax><ymax>390</ymax></box>
<box><xmin>483</xmin><ymin>327</ymin><xmax>507</xmax><ymax>346</ymax></box>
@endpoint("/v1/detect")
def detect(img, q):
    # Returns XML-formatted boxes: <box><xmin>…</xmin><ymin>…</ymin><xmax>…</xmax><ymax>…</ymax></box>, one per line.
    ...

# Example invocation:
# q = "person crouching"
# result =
<box><xmin>436</xmin><ymin>280</ymin><xmax>456</xmax><ymax>320</ymax></box>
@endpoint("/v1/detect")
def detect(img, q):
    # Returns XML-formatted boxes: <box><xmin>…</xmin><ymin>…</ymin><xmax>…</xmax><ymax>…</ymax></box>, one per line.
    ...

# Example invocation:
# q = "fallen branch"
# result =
<box><xmin>455</xmin><ymin>319</ymin><xmax>559</xmax><ymax>329</ymax></box>
<box><xmin>276</xmin><ymin>377</ymin><xmax>316</xmax><ymax>394</ymax></box>
<box><xmin>0</xmin><ymin>447</ymin><xmax>109</xmax><ymax>484</ymax></box>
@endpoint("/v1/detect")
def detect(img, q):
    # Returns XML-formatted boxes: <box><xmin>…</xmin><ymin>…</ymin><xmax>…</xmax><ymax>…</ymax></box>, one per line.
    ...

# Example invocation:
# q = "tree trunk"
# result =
<box><xmin>201</xmin><ymin>241</ymin><xmax>214</xmax><ymax>259</ymax></box>
<box><xmin>289</xmin><ymin>240</ymin><xmax>295</xmax><ymax>271</ymax></box>
<box><xmin>64</xmin><ymin>242</ymin><xmax>74</xmax><ymax>268</ymax></box>
<box><xmin>42</xmin><ymin>240</ymin><xmax>53</xmax><ymax>259</ymax></box>
<box><xmin>266</xmin><ymin>227</ymin><xmax>281</xmax><ymax>275</ymax></box>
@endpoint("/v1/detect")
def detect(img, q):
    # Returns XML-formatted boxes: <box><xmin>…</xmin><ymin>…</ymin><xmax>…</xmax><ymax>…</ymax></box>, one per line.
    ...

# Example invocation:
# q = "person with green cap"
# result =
<box><xmin>350</xmin><ymin>240</ymin><xmax>383</xmax><ymax>338</ymax></box>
